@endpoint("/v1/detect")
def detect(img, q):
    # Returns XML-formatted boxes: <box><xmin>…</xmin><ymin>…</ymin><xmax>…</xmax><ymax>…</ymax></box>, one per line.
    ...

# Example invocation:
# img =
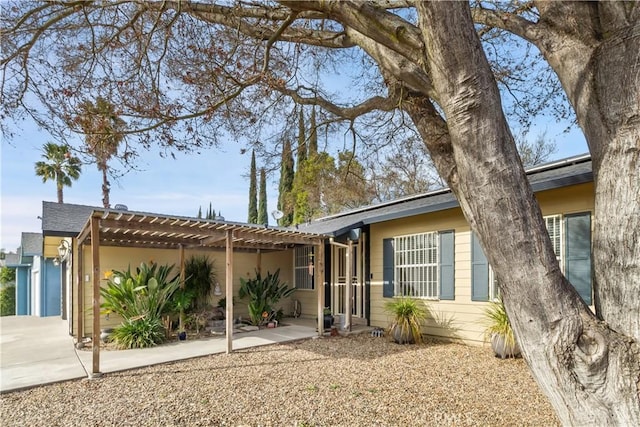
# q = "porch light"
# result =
<box><xmin>58</xmin><ymin>240</ymin><xmax>71</xmax><ymax>261</ymax></box>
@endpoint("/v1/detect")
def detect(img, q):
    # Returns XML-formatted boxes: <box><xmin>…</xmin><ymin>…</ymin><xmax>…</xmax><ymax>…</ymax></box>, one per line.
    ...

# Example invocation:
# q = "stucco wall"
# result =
<box><xmin>72</xmin><ymin>246</ymin><xmax>297</xmax><ymax>337</ymax></box>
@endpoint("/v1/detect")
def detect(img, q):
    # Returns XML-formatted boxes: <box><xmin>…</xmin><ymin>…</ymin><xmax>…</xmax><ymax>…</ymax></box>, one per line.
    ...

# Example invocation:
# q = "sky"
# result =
<box><xmin>0</xmin><ymin>116</ymin><xmax>588</xmax><ymax>253</ymax></box>
<box><xmin>0</xmin><ymin>124</ymin><xmax>265</xmax><ymax>252</ymax></box>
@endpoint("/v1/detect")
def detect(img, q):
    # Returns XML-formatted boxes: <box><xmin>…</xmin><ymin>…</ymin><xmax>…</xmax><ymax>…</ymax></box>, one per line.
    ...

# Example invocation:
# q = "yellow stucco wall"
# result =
<box><xmin>369</xmin><ymin>182</ymin><xmax>595</xmax><ymax>345</ymax></box>
<box><xmin>72</xmin><ymin>246</ymin><xmax>297</xmax><ymax>337</ymax></box>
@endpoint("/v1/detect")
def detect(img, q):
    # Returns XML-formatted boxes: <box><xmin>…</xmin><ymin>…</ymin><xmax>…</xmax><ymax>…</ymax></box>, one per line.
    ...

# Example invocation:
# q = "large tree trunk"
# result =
<box><xmin>533</xmin><ymin>1</ymin><xmax>640</xmax><ymax>344</ymax></box>
<box><xmin>408</xmin><ymin>3</ymin><xmax>640</xmax><ymax>425</ymax></box>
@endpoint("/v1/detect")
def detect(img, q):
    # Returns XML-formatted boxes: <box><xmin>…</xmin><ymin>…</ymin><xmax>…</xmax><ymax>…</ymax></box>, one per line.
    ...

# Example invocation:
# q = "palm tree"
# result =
<box><xmin>34</xmin><ymin>142</ymin><xmax>82</xmax><ymax>203</ymax></box>
<box><xmin>74</xmin><ymin>97</ymin><xmax>125</xmax><ymax>208</ymax></box>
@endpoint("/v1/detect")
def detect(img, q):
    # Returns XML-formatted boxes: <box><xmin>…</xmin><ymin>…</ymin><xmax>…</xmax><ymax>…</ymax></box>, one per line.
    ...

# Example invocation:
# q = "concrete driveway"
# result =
<box><xmin>0</xmin><ymin>316</ymin><xmax>87</xmax><ymax>393</ymax></box>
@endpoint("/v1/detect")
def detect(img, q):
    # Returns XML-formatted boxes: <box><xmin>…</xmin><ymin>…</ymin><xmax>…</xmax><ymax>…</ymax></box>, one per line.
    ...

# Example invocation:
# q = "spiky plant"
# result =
<box><xmin>384</xmin><ymin>298</ymin><xmax>428</xmax><ymax>344</ymax></box>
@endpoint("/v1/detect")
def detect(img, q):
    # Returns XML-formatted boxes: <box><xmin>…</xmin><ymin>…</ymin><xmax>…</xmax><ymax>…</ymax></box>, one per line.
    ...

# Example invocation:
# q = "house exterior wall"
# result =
<box><xmin>71</xmin><ymin>245</ymin><xmax>296</xmax><ymax>337</ymax></box>
<box><xmin>368</xmin><ymin>182</ymin><xmax>595</xmax><ymax>345</ymax></box>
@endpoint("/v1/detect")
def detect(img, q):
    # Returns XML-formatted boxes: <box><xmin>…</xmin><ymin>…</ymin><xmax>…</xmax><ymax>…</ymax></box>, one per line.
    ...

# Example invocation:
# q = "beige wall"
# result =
<box><xmin>72</xmin><ymin>245</ymin><xmax>298</xmax><ymax>337</ymax></box>
<box><xmin>368</xmin><ymin>182</ymin><xmax>595</xmax><ymax>345</ymax></box>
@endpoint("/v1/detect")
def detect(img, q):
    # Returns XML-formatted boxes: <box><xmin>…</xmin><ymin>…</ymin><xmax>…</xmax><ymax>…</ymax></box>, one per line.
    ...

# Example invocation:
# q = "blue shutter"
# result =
<box><xmin>439</xmin><ymin>231</ymin><xmax>455</xmax><ymax>300</ymax></box>
<box><xmin>565</xmin><ymin>213</ymin><xmax>592</xmax><ymax>305</ymax></box>
<box><xmin>471</xmin><ymin>233</ymin><xmax>489</xmax><ymax>301</ymax></box>
<box><xmin>383</xmin><ymin>238</ymin><xmax>394</xmax><ymax>298</ymax></box>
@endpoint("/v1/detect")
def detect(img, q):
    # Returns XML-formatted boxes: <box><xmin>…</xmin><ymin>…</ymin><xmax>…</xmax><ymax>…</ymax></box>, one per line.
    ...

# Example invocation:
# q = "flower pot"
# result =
<box><xmin>323</xmin><ymin>314</ymin><xmax>333</xmax><ymax>330</ymax></box>
<box><xmin>491</xmin><ymin>333</ymin><xmax>520</xmax><ymax>359</ymax></box>
<box><xmin>178</xmin><ymin>331</ymin><xmax>187</xmax><ymax>341</ymax></box>
<box><xmin>391</xmin><ymin>326</ymin><xmax>415</xmax><ymax>345</ymax></box>
<box><xmin>100</xmin><ymin>328</ymin><xmax>114</xmax><ymax>343</ymax></box>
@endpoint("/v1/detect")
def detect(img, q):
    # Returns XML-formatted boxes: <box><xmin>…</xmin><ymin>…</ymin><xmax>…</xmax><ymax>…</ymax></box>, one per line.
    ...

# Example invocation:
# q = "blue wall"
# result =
<box><xmin>42</xmin><ymin>259</ymin><xmax>61</xmax><ymax>316</ymax></box>
<box><xmin>15</xmin><ymin>267</ymin><xmax>30</xmax><ymax>315</ymax></box>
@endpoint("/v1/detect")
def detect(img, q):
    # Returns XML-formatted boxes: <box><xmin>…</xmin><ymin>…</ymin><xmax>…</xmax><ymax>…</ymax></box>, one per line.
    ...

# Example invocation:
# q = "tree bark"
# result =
<box><xmin>404</xmin><ymin>2</ymin><xmax>640</xmax><ymax>425</ymax></box>
<box><xmin>533</xmin><ymin>1</ymin><xmax>640</xmax><ymax>344</ymax></box>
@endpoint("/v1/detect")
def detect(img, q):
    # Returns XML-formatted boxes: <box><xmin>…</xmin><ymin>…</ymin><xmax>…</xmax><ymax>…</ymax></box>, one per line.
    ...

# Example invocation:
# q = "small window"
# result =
<box><xmin>294</xmin><ymin>246</ymin><xmax>314</xmax><ymax>290</ymax></box>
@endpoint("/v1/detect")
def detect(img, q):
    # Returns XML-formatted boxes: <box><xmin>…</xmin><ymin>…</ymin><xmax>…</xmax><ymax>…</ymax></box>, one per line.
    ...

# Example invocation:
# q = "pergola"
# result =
<box><xmin>76</xmin><ymin>208</ymin><xmax>327</xmax><ymax>377</ymax></box>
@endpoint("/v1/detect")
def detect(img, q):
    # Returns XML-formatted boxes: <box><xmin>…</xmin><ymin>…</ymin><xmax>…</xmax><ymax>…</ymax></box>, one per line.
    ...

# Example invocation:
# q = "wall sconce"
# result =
<box><xmin>53</xmin><ymin>257</ymin><xmax>61</xmax><ymax>266</ymax></box>
<box><xmin>58</xmin><ymin>239</ymin><xmax>71</xmax><ymax>261</ymax></box>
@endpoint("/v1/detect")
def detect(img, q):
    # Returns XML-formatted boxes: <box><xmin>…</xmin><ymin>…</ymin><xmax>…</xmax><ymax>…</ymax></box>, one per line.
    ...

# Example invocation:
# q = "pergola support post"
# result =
<box><xmin>76</xmin><ymin>244</ymin><xmax>84</xmax><ymax>348</ymax></box>
<box><xmin>90</xmin><ymin>215</ymin><xmax>102</xmax><ymax>378</ymax></box>
<box><xmin>316</xmin><ymin>242</ymin><xmax>325</xmax><ymax>335</ymax></box>
<box><xmin>225</xmin><ymin>230</ymin><xmax>234</xmax><ymax>354</ymax></box>
<box><xmin>344</xmin><ymin>239</ymin><xmax>352</xmax><ymax>332</ymax></box>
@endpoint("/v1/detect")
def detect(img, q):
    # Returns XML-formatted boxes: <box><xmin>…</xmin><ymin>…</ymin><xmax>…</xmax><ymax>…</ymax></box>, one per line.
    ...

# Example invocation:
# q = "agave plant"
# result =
<box><xmin>238</xmin><ymin>269</ymin><xmax>295</xmax><ymax>326</ymax></box>
<box><xmin>100</xmin><ymin>262</ymin><xmax>182</xmax><ymax>348</ymax></box>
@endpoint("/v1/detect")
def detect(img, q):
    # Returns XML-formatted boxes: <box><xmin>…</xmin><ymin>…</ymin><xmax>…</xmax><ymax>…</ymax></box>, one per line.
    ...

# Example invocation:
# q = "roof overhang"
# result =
<box><xmin>76</xmin><ymin>209</ymin><xmax>326</xmax><ymax>251</ymax></box>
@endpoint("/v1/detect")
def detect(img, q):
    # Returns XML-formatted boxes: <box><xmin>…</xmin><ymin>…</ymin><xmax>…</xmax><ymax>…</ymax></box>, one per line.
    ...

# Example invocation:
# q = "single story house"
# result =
<box><xmin>300</xmin><ymin>153</ymin><xmax>594</xmax><ymax>343</ymax></box>
<box><xmin>41</xmin><ymin>153</ymin><xmax>593</xmax><ymax>362</ymax></box>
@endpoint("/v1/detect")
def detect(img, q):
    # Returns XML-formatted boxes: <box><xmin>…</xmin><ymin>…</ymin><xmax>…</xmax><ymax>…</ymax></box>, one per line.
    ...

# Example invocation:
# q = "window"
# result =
<box><xmin>488</xmin><ymin>267</ymin><xmax>499</xmax><ymax>301</ymax></box>
<box><xmin>471</xmin><ymin>212</ymin><xmax>591</xmax><ymax>304</ymax></box>
<box><xmin>383</xmin><ymin>231</ymin><xmax>454</xmax><ymax>300</ymax></box>
<box><xmin>394</xmin><ymin>232</ymin><xmax>439</xmax><ymax>298</ymax></box>
<box><xmin>544</xmin><ymin>214</ymin><xmax>562</xmax><ymax>265</ymax></box>
<box><xmin>294</xmin><ymin>246</ymin><xmax>314</xmax><ymax>290</ymax></box>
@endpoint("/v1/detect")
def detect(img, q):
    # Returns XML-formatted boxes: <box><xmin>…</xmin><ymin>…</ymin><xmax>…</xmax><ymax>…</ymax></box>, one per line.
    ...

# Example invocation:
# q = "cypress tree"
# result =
<box><xmin>247</xmin><ymin>150</ymin><xmax>258</xmax><ymax>223</ymax></box>
<box><xmin>277</xmin><ymin>138</ymin><xmax>295</xmax><ymax>226</ymax></box>
<box><xmin>297</xmin><ymin>107</ymin><xmax>306</xmax><ymax>166</ymax></box>
<box><xmin>197</xmin><ymin>206</ymin><xmax>202</xmax><ymax>218</ymax></box>
<box><xmin>309</xmin><ymin>107</ymin><xmax>318</xmax><ymax>157</ymax></box>
<box><xmin>258</xmin><ymin>168</ymin><xmax>268</xmax><ymax>225</ymax></box>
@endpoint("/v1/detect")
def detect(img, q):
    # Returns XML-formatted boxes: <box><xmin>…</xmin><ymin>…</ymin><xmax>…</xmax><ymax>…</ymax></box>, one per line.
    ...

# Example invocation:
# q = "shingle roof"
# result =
<box><xmin>20</xmin><ymin>232</ymin><xmax>42</xmax><ymax>256</ymax></box>
<box><xmin>299</xmin><ymin>154</ymin><xmax>593</xmax><ymax>236</ymax></box>
<box><xmin>1</xmin><ymin>253</ymin><xmax>21</xmax><ymax>267</ymax></box>
<box><xmin>42</xmin><ymin>201</ymin><xmax>97</xmax><ymax>235</ymax></box>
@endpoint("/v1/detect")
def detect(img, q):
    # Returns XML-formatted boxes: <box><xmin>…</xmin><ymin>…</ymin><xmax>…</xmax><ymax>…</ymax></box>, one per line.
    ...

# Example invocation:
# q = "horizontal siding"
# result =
<box><xmin>368</xmin><ymin>184</ymin><xmax>595</xmax><ymax>345</ymax></box>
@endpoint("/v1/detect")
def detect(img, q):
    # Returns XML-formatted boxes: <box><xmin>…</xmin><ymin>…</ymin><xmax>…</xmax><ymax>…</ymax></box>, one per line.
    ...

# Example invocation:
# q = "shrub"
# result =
<box><xmin>100</xmin><ymin>262</ymin><xmax>181</xmax><ymax>348</ymax></box>
<box><xmin>0</xmin><ymin>285</ymin><xmax>16</xmax><ymax>316</ymax></box>
<box><xmin>184</xmin><ymin>255</ymin><xmax>216</xmax><ymax>309</ymax></box>
<box><xmin>238</xmin><ymin>269</ymin><xmax>295</xmax><ymax>326</ymax></box>
<box><xmin>101</xmin><ymin>262</ymin><xmax>181</xmax><ymax>321</ymax></box>
<box><xmin>111</xmin><ymin>317</ymin><xmax>166</xmax><ymax>349</ymax></box>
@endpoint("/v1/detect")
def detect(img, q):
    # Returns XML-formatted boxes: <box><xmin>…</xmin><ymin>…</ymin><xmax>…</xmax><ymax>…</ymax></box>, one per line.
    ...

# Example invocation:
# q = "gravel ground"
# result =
<box><xmin>0</xmin><ymin>334</ymin><xmax>558</xmax><ymax>426</ymax></box>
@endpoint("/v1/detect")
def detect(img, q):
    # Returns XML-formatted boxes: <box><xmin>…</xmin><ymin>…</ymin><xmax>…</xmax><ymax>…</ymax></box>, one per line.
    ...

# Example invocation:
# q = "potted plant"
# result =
<box><xmin>323</xmin><ymin>307</ymin><xmax>333</xmax><ymax>330</ymax></box>
<box><xmin>171</xmin><ymin>288</ymin><xmax>194</xmax><ymax>341</ymax></box>
<box><xmin>483</xmin><ymin>297</ymin><xmax>521</xmax><ymax>358</ymax></box>
<box><xmin>384</xmin><ymin>298</ymin><xmax>428</xmax><ymax>344</ymax></box>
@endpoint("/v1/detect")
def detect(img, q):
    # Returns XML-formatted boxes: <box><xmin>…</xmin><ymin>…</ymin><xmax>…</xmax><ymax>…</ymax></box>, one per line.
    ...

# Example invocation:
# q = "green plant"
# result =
<box><xmin>384</xmin><ymin>298</ymin><xmax>428</xmax><ymax>344</ymax></box>
<box><xmin>483</xmin><ymin>298</ymin><xmax>518</xmax><ymax>355</ymax></box>
<box><xmin>238</xmin><ymin>269</ymin><xmax>295</xmax><ymax>326</ymax></box>
<box><xmin>171</xmin><ymin>288</ymin><xmax>194</xmax><ymax>332</ymax></box>
<box><xmin>111</xmin><ymin>316</ymin><xmax>166</xmax><ymax>349</ymax></box>
<box><xmin>0</xmin><ymin>266</ymin><xmax>16</xmax><ymax>285</ymax></box>
<box><xmin>184</xmin><ymin>255</ymin><xmax>216</xmax><ymax>309</ymax></box>
<box><xmin>217</xmin><ymin>296</ymin><xmax>236</xmax><ymax>308</ymax></box>
<box><xmin>100</xmin><ymin>262</ymin><xmax>181</xmax><ymax>348</ymax></box>
<box><xmin>0</xmin><ymin>285</ymin><xmax>16</xmax><ymax>316</ymax></box>
<box><xmin>101</xmin><ymin>262</ymin><xmax>181</xmax><ymax>321</ymax></box>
